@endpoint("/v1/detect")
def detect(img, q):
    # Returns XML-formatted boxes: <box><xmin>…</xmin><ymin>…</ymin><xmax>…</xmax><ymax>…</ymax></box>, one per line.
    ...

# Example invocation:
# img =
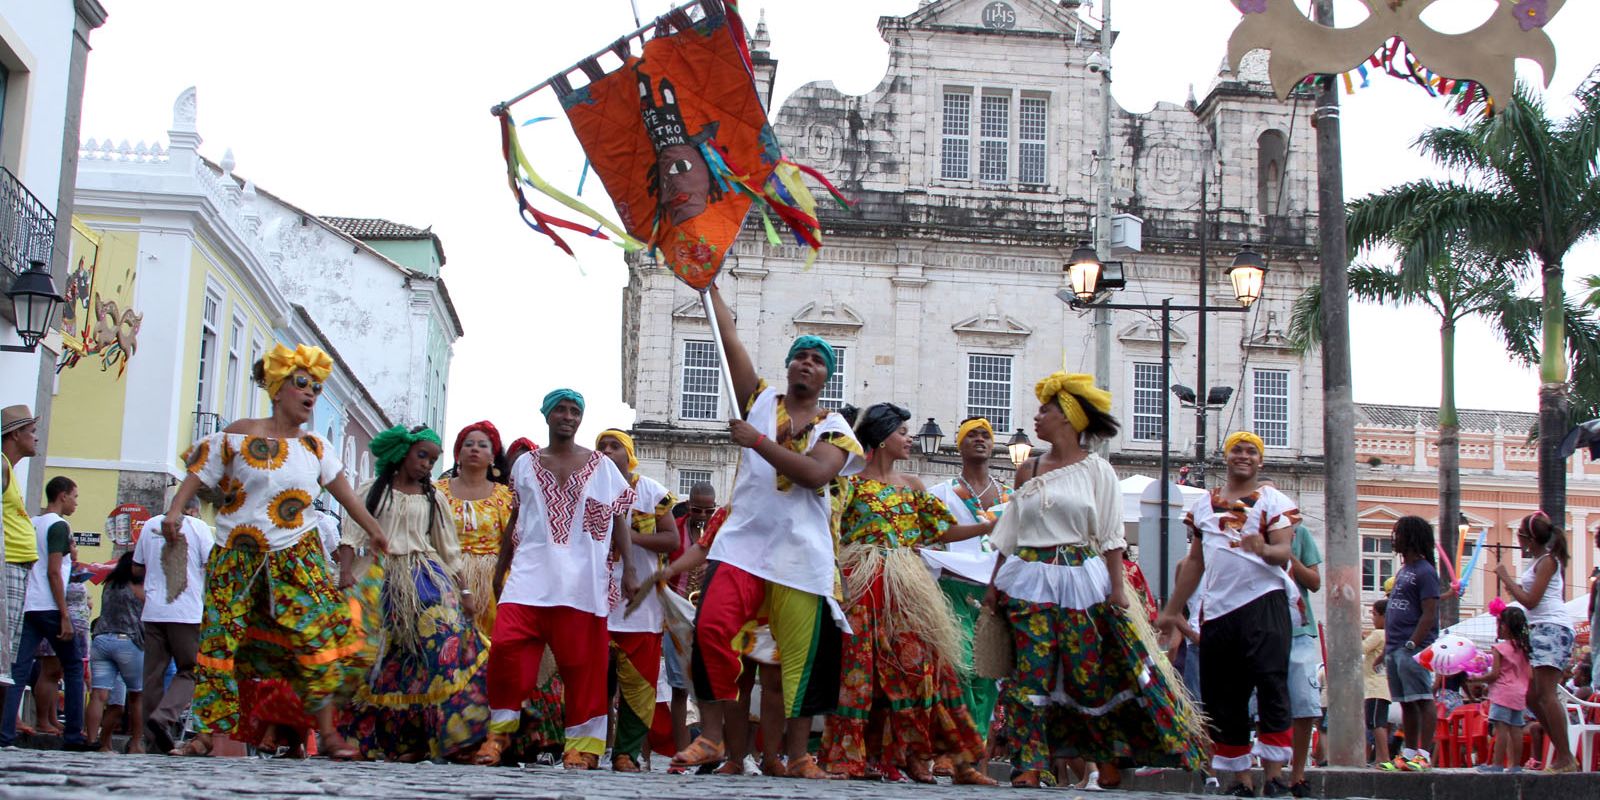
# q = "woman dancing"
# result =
<box><xmin>164</xmin><ymin>344</ymin><xmax>388</xmax><ymax>758</ymax></box>
<box><xmin>821</xmin><ymin>402</ymin><xmax>997</xmax><ymax>785</ymax></box>
<box><xmin>341</xmin><ymin>425</ymin><xmax>491</xmax><ymax>762</ymax></box>
<box><xmin>987</xmin><ymin>373</ymin><xmax>1204</xmax><ymax>787</ymax></box>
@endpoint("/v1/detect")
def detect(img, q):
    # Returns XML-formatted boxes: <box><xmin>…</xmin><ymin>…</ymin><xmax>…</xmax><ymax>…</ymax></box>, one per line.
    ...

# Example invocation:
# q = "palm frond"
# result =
<box><xmin>1287</xmin><ymin>282</ymin><xmax>1322</xmax><ymax>354</ymax></box>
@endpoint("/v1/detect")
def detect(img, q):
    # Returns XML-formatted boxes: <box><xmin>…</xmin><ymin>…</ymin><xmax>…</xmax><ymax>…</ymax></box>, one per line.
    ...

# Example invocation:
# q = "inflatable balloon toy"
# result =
<box><xmin>1414</xmin><ymin>635</ymin><xmax>1492</xmax><ymax>678</ymax></box>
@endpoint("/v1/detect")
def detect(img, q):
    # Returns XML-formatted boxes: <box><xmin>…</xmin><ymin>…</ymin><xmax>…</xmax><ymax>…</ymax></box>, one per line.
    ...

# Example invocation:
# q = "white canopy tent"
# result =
<box><xmin>1119</xmin><ymin>474</ymin><xmax>1208</xmax><ymax>543</ymax></box>
<box><xmin>1444</xmin><ymin>593</ymin><xmax>1591</xmax><ymax>648</ymax></box>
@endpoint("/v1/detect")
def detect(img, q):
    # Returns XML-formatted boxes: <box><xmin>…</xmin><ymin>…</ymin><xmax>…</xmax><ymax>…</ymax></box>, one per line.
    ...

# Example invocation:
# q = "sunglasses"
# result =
<box><xmin>291</xmin><ymin>375</ymin><xmax>324</xmax><ymax>395</ymax></box>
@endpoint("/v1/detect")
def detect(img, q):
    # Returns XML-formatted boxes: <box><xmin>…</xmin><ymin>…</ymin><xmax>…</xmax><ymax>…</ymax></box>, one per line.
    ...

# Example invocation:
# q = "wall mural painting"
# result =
<box><xmin>57</xmin><ymin>218</ymin><xmax>143</xmax><ymax>377</ymax></box>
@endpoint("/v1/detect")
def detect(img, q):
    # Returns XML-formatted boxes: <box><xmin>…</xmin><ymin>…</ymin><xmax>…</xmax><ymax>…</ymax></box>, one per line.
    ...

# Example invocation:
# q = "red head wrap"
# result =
<box><xmin>506</xmin><ymin>437</ymin><xmax>538</xmax><ymax>456</ymax></box>
<box><xmin>452</xmin><ymin>420</ymin><xmax>505</xmax><ymax>462</ymax></box>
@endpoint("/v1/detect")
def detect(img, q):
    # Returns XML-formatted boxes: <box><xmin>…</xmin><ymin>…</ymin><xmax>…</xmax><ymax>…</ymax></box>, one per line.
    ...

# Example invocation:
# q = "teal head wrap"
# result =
<box><xmin>786</xmin><ymin>335</ymin><xmax>836</xmax><ymax>378</ymax></box>
<box><xmin>541</xmin><ymin>388</ymin><xmax>586</xmax><ymax>417</ymax></box>
<box><xmin>369</xmin><ymin>424</ymin><xmax>442</xmax><ymax>475</ymax></box>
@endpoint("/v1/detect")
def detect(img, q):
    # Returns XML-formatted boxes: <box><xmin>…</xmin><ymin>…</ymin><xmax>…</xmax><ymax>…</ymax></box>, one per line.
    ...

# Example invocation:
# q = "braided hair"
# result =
<box><xmin>364</xmin><ymin>428</ymin><xmax>445</xmax><ymax>546</ymax></box>
<box><xmin>1498</xmin><ymin>605</ymin><xmax>1532</xmax><ymax>657</ymax></box>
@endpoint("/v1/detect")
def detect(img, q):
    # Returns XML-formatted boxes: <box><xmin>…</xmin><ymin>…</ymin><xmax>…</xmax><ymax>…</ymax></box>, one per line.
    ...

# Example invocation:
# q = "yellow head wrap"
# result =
<box><xmin>596</xmin><ymin>428</ymin><xmax>638</xmax><ymax>474</ymax></box>
<box><xmin>956</xmin><ymin>418</ymin><xmax>994</xmax><ymax>447</ymax></box>
<box><xmin>1034</xmin><ymin>372</ymin><xmax>1112</xmax><ymax>433</ymax></box>
<box><xmin>262</xmin><ymin>344</ymin><xmax>334</xmax><ymax>399</ymax></box>
<box><xmin>1223</xmin><ymin>431</ymin><xmax>1267</xmax><ymax>457</ymax></box>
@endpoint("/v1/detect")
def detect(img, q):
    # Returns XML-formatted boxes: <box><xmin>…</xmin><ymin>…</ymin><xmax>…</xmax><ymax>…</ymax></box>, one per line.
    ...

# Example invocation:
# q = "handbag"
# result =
<box><xmin>974</xmin><ymin>603</ymin><xmax>1015</xmax><ymax>679</ymax></box>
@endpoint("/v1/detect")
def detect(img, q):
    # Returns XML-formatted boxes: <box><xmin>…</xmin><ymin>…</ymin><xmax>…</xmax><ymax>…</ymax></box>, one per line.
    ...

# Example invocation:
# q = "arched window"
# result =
<box><xmin>1257</xmin><ymin>129</ymin><xmax>1288</xmax><ymax>215</ymax></box>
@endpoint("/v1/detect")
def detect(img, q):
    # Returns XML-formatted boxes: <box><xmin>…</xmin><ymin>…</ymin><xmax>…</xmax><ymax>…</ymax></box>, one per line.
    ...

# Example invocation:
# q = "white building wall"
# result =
<box><xmin>625</xmin><ymin>0</ymin><xmax>1327</xmax><ymax>523</ymax></box>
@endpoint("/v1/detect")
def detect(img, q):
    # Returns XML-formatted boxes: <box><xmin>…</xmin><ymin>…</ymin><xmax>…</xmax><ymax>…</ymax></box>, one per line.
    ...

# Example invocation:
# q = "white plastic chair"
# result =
<box><xmin>1546</xmin><ymin>685</ymin><xmax>1600</xmax><ymax>772</ymax></box>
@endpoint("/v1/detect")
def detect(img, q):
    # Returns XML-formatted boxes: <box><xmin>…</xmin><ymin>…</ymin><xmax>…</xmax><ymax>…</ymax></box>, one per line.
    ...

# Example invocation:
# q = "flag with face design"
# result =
<box><xmin>498</xmin><ymin>0</ymin><xmax>850</xmax><ymax>287</ymax></box>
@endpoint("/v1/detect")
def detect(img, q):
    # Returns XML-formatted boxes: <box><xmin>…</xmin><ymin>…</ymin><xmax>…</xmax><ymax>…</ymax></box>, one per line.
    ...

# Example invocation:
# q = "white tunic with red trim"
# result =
<box><xmin>1184</xmin><ymin>484</ymin><xmax>1302</xmax><ymax>624</ymax></box>
<box><xmin>501</xmin><ymin>450</ymin><xmax>636</xmax><ymax>618</ymax></box>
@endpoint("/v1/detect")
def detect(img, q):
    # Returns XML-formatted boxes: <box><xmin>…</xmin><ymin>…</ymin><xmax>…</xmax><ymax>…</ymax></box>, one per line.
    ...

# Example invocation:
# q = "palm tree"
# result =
<box><xmin>1288</xmin><ymin>245</ymin><xmax>1528</xmax><ymax>624</ymax></box>
<box><xmin>1344</xmin><ymin>76</ymin><xmax>1600</xmax><ymax>525</ymax></box>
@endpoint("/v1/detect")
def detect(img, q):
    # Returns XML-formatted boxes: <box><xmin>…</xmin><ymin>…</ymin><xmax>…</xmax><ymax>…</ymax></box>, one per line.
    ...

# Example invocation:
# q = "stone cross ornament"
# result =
<box><xmin>1226</xmin><ymin>0</ymin><xmax>1562</xmax><ymax>107</ymax></box>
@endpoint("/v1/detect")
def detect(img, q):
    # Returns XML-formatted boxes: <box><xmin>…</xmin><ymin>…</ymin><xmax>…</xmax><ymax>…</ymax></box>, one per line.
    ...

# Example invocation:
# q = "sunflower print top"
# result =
<box><xmin>185</xmin><ymin>431</ymin><xmax>343</xmax><ymax>552</ymax></box>
<box><xmin>836</xmin><ymin>476</ymin><xmax>956</xmax><ymax>550</ymax></box>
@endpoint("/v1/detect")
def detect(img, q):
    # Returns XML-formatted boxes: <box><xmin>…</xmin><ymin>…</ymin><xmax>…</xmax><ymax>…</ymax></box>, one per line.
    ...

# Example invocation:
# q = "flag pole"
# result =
<box><xmin>700</xmin><ymin>288</ymin><xmax>744</xmax><ymax>420</ymax></box>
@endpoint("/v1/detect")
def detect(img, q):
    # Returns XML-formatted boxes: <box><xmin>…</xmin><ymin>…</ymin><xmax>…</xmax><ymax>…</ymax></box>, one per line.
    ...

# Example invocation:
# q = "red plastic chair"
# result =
<box><xmin>1434</xmin><ymin>705</ymin><xmax>1458</xmax><ymax>767</ymax></box>
<box><xmin>1452</xmin><ymin>704</ymin><xmax>1491</xmax><ymax>767</ymax></box>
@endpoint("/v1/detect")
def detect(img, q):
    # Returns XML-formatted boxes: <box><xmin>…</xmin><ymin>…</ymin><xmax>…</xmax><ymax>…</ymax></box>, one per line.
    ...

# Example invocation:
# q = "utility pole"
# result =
<box><xmin>1312</xmin><ymin>0</ymin><xmax>1362</xmax><ymax>769</ymax></box>
<box><xmin>1194</xmin><ymin>165</ymin><xmax>1210</xmax><ymax>486</ymax></box>
<box><xmin>1092</xmin><ymin>0</ymin><xmax>1114</xmax><ymax>422</ymax></box>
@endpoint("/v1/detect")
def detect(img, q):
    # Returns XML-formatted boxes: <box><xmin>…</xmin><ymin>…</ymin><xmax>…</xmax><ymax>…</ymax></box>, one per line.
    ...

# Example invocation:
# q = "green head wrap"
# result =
<box><xmin>786</xmin><ymin>335</ymin><xmax>836</xmax><ymax>378</ymax></box>
<box><xmin>369</xmin><ymin>424</ymin><xmax>442</xmax><ymax>475</ymax></box>
<box><xmin>541</xmin><ymin>388</ymin><xmax>586</xmax><ymax>417</ymax></box>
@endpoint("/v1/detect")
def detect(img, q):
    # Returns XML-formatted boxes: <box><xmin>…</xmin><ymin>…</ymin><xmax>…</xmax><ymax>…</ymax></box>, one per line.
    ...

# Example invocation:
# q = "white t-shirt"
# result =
<box><xmin>1185</xmin><ymin>484</ymin><xmax>1300</xmax><ymax>623</ymax></box>
<box><xmin>609</xmin><ymin>474</ymin><xmax>673</xmax><ymax>634</ymax></box>
<box><xmin>501</xmin><ymin>450</ymin><xmax>636</xmax><ymax>618</ymax></box>
<box><xmin>707</xmin><ymin>385</ymin><xmax>864</xmax><ymax>604</ymax></box>
<box><xmin>133</xmin><ymin>514</ymin><xmax>216</xmax><ymax>624</ymax></box>
<box><xmin>24</xmin><ymin>512</ymin><xmax>72</xmax><ymax>614</ymax></box>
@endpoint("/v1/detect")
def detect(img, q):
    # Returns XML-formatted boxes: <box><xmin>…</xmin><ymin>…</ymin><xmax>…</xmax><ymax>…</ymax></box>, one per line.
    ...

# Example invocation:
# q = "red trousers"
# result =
<box><xmin>487</xmin><ymin>603</ymin><xmax>610</xmax><ymax>754</ymax></box>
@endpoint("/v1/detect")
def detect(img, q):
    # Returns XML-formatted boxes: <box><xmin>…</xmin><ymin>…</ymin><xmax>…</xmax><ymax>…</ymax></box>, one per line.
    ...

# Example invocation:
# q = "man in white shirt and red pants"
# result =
<box><xmin>671</xmin><ymin>286</ymin><xmax>864</xmax><ymax>780</ymax></box>
<box><xmin>477</xmin><ymin>389</ymin><xmax>637</xmax><ymax>770</ymax></box>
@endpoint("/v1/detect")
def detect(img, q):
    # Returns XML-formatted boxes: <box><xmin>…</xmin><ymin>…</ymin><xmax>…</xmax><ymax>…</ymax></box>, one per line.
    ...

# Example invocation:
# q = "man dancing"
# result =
<box><xmin>476</xmin><ymin>389</ymin><xmax>637</xmax><ymax>770</ymax></box>
<box><xmin>596</xmin><ymin>428</ymin><xmax>677</xmax><ymax>772</ymax></box>
<box><xmin>925</xmin><ymin>417</ymin><xmax>1004</xmax><ymax>766</ymax></box>
<box><xmin>672</xmin><ymin>285</ymin><xmax>864</xmax><ymax>779</ymax></box>
<box><xmin>1160</xmin><ymin>431</ymin><xmax>1299</xmax><ymax>797</ymax></box>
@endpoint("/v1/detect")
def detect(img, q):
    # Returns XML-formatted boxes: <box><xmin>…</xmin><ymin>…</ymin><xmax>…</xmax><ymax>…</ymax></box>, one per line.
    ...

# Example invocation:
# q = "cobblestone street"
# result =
<box><xmin>0</xmin><ymin>750</ymin><xmax>1178</xmax><ymax>800</ymax></box>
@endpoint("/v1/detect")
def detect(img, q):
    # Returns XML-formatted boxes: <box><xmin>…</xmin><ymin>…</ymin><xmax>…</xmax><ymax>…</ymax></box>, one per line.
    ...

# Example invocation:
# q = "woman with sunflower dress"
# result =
<box><xmin>163</xmin><ymin>344</ymin><xmax>389</xmax><ymax>759</ymax></box>
<box><xmin>436</xmin><ymin>423</ymin><xmax>564</xmax><ymax>758</ymax></box>
<box><xmin>820</xmin><ymin>403</ymin><xmax>997</xmax><ymax>785</ymax></box>
<box><xmin>986</xmin><ymin>372</ymin><xmax>1205</xmax><ymax>788</ymax></box>
<box><xmin>340</xmin><ymin>425</ymin><xmax>492</xmax><ymax>762</ymax></box>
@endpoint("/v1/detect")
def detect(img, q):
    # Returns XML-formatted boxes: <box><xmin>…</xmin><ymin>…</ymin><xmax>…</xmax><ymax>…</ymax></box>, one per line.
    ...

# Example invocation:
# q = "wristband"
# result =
<box><xmin>753</xmin><ymin>433</ymin><xmax>766</xmax><ymax>448</ymax></box>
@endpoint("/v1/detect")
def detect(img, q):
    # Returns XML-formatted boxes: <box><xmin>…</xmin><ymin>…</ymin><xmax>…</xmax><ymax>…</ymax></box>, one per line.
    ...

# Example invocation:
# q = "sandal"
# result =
<box><xmin>955</xmin><ymin>763</ymin><xmax>999</xmax><ymax>786</ymax></box>
<box><xmin>562</xmin><ymin>750</ymin><xmax>599</xmax><ymax>770</ymax></box>
<box><xmin>671</xmin><ymin>736</ymin><xmax>727</xmax><ymax>767</ymax></box>
<box><xmin>905</xmin><ymin>762</ymin><xmax>937</xmax><ymax>784</ymax></box>
<box><xmin>714</xmin><ymin>759</ymin><xmax>744</xmax><ymax>775</ymax></box>
<box><xmin>612</xmin><ymin>753</ymin><xmax>641</xmax><ymax>773</ymax></box>
<box><xmin>933</xmin><ymin>754</ymin><xmax>955</xmax><ymax>777</ymax></box>
<box><xmin>1011</xmin><ymin>769</ymin><xmax>1044</xmax><ymax>788</ymax></box>
<box><xmin>785</xmin><ymin>753</ymin><xmax>838</xmax><ymax>780</ymax></box>
<box><xmin>318</xmin><ymin>733</ymin><xmax>361</xmax><ymax>761</ymax></box>
<box><xmin>472</xmin><ymin>732</ymin><xmax>511</xmax><ymax>766</ymax></box>
<box><xmin>760</xmin><ymin>757</ymin><xmax>788</xmax><ymax>778</ymax></box>
<box><xmin>171</xmin><ymin>736</ymin><xmax>214</xmax><ymax>757</ymax></box>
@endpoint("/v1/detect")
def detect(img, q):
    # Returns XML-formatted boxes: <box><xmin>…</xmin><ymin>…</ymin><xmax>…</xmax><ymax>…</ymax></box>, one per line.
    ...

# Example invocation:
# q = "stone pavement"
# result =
<box><xmin>0</xmin><ymin>750</ymin><xmax>1179</xmax><ymax>800</ymax></box>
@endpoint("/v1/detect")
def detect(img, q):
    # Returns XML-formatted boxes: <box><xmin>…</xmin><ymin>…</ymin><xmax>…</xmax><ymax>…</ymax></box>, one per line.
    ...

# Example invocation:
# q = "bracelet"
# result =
<box><xmin>753</xmin><ymin>433</ymin><xmax>767</xmax><ymax>448</ymax></box>
<box><xmin>459</xmin><ymin>589</ymin><xmax>473</xmax><ymax>597</ymax></box>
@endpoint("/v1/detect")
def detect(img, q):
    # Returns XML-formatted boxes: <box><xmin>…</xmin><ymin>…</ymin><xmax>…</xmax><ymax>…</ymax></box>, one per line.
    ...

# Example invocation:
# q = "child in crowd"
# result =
<box><xmin>1469</xmin><ymin>607</ymin><xmax>1533</xmax><ymax>773</ymax></box>
<box><xmin>1363</xmin><ymin>599</ymin><xmax>1391</xmax><ymax>766</ymax></box>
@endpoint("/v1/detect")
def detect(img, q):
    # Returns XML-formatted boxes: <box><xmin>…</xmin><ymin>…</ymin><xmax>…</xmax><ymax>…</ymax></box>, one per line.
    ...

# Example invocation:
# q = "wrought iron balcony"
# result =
<box><xmin>193</xmin><ymin>411</ymin><xmax>225</xmax><ymax>441</ymax></box>
<box><xmin>0</xmin><ymin>166</ymin><xmax>56</xmax><ymax>296</ymax></box>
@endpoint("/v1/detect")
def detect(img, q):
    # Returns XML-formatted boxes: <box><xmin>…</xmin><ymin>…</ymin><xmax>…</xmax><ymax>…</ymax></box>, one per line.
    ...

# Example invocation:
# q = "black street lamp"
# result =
<box><xmin>1226</xmin><ymin>247</ymin><xmax>1269</xmax><ymax>308</ymax></box>
<box><xmin>916</xmin><ymin>417</ymin><xmax>944</xmax><ymax>456</ymax></box>
<box><xmin>2</xmin><ymin>261</ymin><xmax>64</xmax><ymax>353</ymax></box>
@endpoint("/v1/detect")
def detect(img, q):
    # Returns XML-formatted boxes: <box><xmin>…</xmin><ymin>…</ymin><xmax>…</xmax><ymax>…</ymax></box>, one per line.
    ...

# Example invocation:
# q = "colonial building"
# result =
<box><xmin>1354</xmin><ymin>402</ymin><xmax>1600</xmax><ymax>620</ymax></box>
<box><xmin>623</xmin><ymin>0</ymin><xmax>1325</xmax><ymax>530</ymax></box>
<box><xmin>0</xmin><ymin>0</ymin><xmax>108</xmax><ymax>504</ymax></box>
<box><xmin>43</xmin><ymin>88</ymin><xmax>459</xmax><ymax>562</ymax></box>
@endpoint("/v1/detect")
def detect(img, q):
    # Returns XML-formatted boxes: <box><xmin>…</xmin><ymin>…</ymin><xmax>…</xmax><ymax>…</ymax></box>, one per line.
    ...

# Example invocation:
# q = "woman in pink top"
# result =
<box><xmin>1469</xmin><ymin>607</ymin><xmax>1533</xmax><ymax>773</ymax></box>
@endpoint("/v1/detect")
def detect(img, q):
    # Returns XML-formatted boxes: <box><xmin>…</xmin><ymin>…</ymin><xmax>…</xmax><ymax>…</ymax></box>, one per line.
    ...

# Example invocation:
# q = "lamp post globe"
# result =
<box><xmin>7</xmin><ymin>261</ymin><xmax>63</xmax><ymax>350</ymax></box>
<box><xmin>1006</xmin><ymin>428</ymin><xmax>1033</xmax><ymax>467</ymax></box>
<box><xmin>1066</xmin><ymin>240</ymin><xmax>1102</xmax><ymax>302</ymax></box>
<box><xmin>1226</xmin><ymin>246</ymin><xmax>1268</xmax><ymax>307</ymax></box>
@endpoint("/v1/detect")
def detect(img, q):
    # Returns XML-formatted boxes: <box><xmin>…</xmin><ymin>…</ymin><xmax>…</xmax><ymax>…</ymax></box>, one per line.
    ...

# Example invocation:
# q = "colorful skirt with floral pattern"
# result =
<box><xmin>192</xmin><ymin>532</ymin><xmax>378</xmax><ymax>735</ymax></box>
<box><xmin>821</xmin><ymin>554</ymin><xmax>986</xmax><ymax>775</ymax></box>
<box><xmin>341</xmin><ymin>560</ymin><xmax>491</xmax><ymax>761</ymax></box>
<box><xmin>996</xmin><ymin>544</ymin><xmax>1204</xmax><ymax>773</ymax></box>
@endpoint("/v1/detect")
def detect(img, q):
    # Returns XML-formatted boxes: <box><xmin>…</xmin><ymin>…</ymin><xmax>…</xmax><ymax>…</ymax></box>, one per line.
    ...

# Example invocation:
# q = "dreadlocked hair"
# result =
<box><xmin>1392</xmin><ymin>515</ymin><xmax>1435</xmax><ymax>565</ymax></box>
<box><xmin>1498</xmin><ymin>605</ymin><xmax>1532</xmax><ymax>657</ymax></box>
